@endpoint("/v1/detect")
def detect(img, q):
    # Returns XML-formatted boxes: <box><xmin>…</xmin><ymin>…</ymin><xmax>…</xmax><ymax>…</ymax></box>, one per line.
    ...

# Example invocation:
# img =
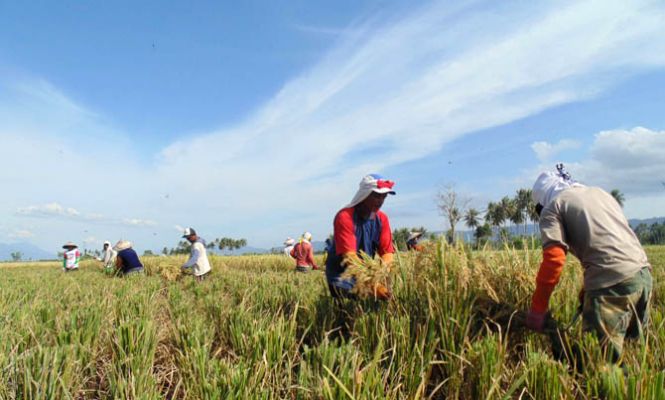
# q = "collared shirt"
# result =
<box><xmin>540</xmin><ymin>186</ymin><xmax>650</xmax><ymax>290</ymax></box>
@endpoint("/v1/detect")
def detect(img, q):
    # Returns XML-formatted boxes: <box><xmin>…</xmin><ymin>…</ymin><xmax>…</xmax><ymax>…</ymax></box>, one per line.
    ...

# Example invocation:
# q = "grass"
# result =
<box><xmin>0</xmin><ymin>243</ymin><xmax>662</xmax><ymax>399</ymax></box>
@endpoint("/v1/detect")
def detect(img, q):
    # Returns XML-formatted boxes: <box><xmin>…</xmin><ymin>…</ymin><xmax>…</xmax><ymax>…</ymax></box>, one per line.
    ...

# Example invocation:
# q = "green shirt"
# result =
<box><xmin>539</xmin><ymin>186</ymin><xmax>649</xmax><ymax>291</ymax></box>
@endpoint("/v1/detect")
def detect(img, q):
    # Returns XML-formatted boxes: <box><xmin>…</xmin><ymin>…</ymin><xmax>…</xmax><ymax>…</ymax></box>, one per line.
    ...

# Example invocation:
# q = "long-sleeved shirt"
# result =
<box><xmin>290</xmin><ymin>240</ymin><xmax>317</xmax><ymax>269</ymax></box>
<box><xmin>101</xmin><ymin>247</ymin><xmax>116</xmax><ymax>268</ymax></box>
<box><xmin>182</xmin><ymin>239</ymin><xmax>211</xmax><ymax>276</ymax></box>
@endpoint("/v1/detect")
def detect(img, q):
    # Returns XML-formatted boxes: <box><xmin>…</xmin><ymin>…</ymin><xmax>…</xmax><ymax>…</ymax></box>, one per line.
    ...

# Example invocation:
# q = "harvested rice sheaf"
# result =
<box><xmin>340</xmin><ymin>252</ymin><xmax>393</xmax><ymax>299</ymax></box>
<box><xmin>142</xmin><ymin>257</ymin><xmax>184</xmax><ymax>282</ymax></box>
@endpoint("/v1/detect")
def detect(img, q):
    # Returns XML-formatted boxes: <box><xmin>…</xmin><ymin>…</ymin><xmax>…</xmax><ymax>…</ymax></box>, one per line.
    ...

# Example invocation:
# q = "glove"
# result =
<box><xmin>526</xmin><ymin>310</ymin><xmax>547</xmax><ymax>332</ymax></box>
<box><xmin>374</xmin><ymin>283</ymin><xmax>392</xmax><ymax>300</ymax></box>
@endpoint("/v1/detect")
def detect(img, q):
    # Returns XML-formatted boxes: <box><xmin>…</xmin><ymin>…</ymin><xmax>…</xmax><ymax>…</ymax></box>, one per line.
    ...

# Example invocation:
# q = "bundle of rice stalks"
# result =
<box><xmin>341</xmin><ymin>252</ymin><xmax>392</xmax><ymax>299</ymax></box>
<box><xmin>142</xmin><ymin>257</ymin><xmax>183</xmax><ymax>282</ymax></box>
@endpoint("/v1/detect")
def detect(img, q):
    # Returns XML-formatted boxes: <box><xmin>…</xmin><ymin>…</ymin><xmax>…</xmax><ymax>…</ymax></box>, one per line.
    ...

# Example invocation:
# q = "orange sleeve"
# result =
<box><xmin>531</xmin><ymin>245</ymin><xmax>567</xmax><ymax>313</ymax></box>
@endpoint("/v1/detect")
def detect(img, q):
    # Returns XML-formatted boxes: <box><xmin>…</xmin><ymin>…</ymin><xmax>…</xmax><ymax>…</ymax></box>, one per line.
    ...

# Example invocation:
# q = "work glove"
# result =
<box><xmin>526</xmin><ymin>310</ymin><xmax>547</xmax><ymax>332</ymax></box>
<box><xmin>373</xmin><ymin>283</ymin><xmax>392</xmax><ymax>301</ymax></box>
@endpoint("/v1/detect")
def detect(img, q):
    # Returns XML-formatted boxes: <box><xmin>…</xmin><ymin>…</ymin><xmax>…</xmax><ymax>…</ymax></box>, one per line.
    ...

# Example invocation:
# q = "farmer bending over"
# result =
<box><xmin>97</xmin><ymin>240</ymin><xmax>116</xmax><ymax>270</ymax></box>
<box><xmin>181</xmin><ymin>227</ymin><xmax>212</xmax><ymax>281</ymax></box>
<box><xmin>526</xmin><ymin>164</ymin><xmax>652</xmax><ymax>363</ymax></box>
<box><xmin>325</xmin><ymin>174</ymin><xmax>395</xmax><ymax>300</ymax></box>
<box><xmin>113</xmin><ymin>240</ymin><xmax>145</xmax><ymax>276</ymax></box>
<box><xmin>291</xmin><ymin>232</ymin><xmax>318</xmax><ymax>272</ymax></box>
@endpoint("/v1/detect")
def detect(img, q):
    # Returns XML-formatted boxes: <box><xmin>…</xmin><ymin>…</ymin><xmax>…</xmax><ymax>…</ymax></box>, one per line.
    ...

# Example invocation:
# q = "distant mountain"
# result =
<box><xmin>0</xmin><ymin>242</ymin><xmax>56</xmax><ymax>261</ymax></box>
<box><xmin>628</xmin><ymin>217</ymin><xmax>665</xmax><ymax>228</ymax></box>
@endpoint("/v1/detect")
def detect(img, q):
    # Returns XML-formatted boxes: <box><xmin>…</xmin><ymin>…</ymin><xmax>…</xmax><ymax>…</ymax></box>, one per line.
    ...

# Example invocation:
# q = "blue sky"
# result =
<box><xmin>1</xmin><ymin>0</ymin><xmax>665</xmax><ymax>254</ymax></box>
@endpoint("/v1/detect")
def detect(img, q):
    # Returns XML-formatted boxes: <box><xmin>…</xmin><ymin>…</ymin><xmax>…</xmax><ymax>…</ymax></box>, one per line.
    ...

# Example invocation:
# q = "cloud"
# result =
<box><xmin>83</xmin><ymin>236</ymin><xmax>98</xmax><ymax>245</ymax></box>
<box><xmin>121</xmin><ymin>218</ymin><xmax>157</xmax><ymax>227</ymax></box>
<box><xmin>575</xmin><ymin>127</ymin><xmax>665</xmax><ymax>196</ymax></box>
<box><xmin>9</xmin><ymin>229</ymin><xmax>34</xmax><ymax>239</ymax></box>
<box><xmin>16</xmin><ymin>202</ymin><xmax>156</xmax><ymax>227</ymax></box>
<box><xmin>3</xmin><ymin>0</ymin><xmax>665</xmax><ymax>248</ymax></box>
<box><xmin>531</xmin><ymin>139</ymin><xmax>582</xmax><ymax>162</ymax></box>
<box><xmin>16</xmin><ymin>203</ymin><xmax>83</xmax><ymax>219</ymax></box>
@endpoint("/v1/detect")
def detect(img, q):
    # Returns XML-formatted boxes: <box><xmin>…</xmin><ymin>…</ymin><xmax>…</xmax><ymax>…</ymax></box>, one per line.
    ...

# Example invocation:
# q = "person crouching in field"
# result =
<box><xmin>291</xmin><ymin>232</ymin><xmax>318</xmax><ymax>272</ymax></box>
<box><xmin>113</xmin><ymin>240</ymin><xmax>145</xmax><ymax>276</ymax></box>
<box><xmin>97</xmin><ymin>240</ymin><xmax>116</xmax><ymax>271</ymax></box>
<box><xmin>181</xmin><ymin>228</ymin><xmax>211</xmax><ymax>281</ymax></box>
<box><xmin>62</xmin><ymin>242</ymin><xmax>80</xmax><ymax>272</ymax></box>
<box><xmin>406</xmin><ymin>231</ymin><xmax>424</xmax><ymax>251</ymax></box>
<box><xmin>325</xmin><ymin>174</ymin><xmax>395</xmax><ymax>300</ymax></box>
<box><xmin>526</xmin><ymin>165</ymin><xmax>652</xmax><ymax>363</ymax></box>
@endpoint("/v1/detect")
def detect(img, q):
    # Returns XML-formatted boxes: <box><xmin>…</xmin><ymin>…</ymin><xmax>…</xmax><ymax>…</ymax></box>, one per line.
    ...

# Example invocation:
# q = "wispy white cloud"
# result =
<box><xmin>121</xmin><ymin>218</ymin><xmax>157</xmax><ymax>227</ymax></box>
<box><xmin>3</xmin><ymin>0</ymin><xmax>665</xmax><ymax>248</ymax></box>
<box><xmin>16</xmin><ymin>202</ymin><xmax>156</xmax><ymax>227</ymax></box>
<box><xmin>17</xmin><ymin>203</ymin><xmax>84</xmax><ymax>219</ymax></box>
<box><xmin>9</xmin><ymin>229</ymin><xmax>35</xmax><ymax>239</ymax></box>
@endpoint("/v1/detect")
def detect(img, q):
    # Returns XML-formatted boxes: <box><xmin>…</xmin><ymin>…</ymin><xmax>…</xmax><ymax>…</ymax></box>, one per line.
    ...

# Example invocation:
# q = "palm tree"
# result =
<box><xmin>486</xmin><ymin>202</ymin><xmax>505</xmax><ymax>237</ymax></box>
<box><xmin>464</xmin><ymin>208</ymin><xmax>480</xmax><ymax>227</ymax></box>
<box><xmin>509</xmin><ymin>199</ymin><xmax>525</xmax><ymax>234</ymax></box>
<box><xmin>499</xmin><ymin>196</ymin><xmax>515</xmax><ymax>230</ymax></box>
<box><xmin>464</xmin><ymin>208</ymin><xmax>481</xmax><ymax>244</ymax></box>
<box><xmin>515</xmin><ymin>188</ymin><xmax>532</xmax><ymax>234</ymax></box>
<box><xmin>610</xmin><ymin>189</ymin><xmax>625</xmax><ymax>208</ymax></box>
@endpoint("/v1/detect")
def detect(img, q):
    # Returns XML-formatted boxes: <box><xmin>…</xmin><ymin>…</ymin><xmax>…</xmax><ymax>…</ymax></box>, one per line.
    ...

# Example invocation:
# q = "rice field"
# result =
<box><xmin>0</xmin><ymin>243</ymin><xmax>663</xmax><ymax>399</ymax></box>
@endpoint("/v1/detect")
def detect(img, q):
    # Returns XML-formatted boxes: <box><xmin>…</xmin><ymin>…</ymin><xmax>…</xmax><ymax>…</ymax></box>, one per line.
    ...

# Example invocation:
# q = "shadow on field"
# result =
<box><xmin>473</xmin><ymin>296</ymin><xmax>586</xmax><ymax>372</ymax></box>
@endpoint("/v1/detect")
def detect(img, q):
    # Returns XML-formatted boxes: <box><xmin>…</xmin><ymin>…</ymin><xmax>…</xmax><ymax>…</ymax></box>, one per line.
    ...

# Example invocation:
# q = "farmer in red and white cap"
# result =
<box><xmin>325</xmin><ymin>174</ymin><xmax>396</xmax><ymax>299</ymax></box>
<box><xmin>526</xmin><ymin>164</ymin><xmax>652</xmax><ymax>362</ymax></box>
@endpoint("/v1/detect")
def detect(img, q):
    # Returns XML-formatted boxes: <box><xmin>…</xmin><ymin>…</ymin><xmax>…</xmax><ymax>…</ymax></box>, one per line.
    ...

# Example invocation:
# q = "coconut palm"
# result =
<box><xmin>464</xmin><ymin>208</ymin><xmax>481</xmax><ymax>230</ymax></box>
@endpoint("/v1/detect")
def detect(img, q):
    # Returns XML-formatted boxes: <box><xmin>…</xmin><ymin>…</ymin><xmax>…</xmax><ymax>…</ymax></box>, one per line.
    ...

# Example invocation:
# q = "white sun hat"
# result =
<box><xmin>345</xmin><ymin>174</ymin><xmax>396</xmax><ymax>208</ymax></box>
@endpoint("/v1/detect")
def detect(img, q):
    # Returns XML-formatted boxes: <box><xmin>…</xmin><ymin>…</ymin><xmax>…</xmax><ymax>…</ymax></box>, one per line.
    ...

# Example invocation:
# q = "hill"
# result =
<box><xmin>0</xmin><ymin>242</ymin><xmax>55</xmax><ymax>261</ymax></box>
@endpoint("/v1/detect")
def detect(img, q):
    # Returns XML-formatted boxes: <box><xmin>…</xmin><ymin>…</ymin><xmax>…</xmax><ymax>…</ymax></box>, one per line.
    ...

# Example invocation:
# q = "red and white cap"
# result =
<box><xmin>345</xmin><ymin>174</ymin><xmax>396</xmax><ymax>208</ymax></box>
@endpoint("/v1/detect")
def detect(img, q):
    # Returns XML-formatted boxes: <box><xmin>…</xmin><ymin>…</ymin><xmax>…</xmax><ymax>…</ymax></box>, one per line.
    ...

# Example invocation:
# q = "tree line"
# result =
<box><xmin>162</xmin><ymin>237</ymin><xmax>248</xmax><ymax>255</ymax></box>
<box><xmin>435</xmin><ymin>185</ymin><xmax>629</xmax><ymax>246</ymax></box>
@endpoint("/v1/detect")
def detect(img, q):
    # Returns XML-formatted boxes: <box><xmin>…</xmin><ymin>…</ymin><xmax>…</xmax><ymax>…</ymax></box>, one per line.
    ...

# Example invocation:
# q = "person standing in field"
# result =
<box><xmin>284</xmin><ymin>237</ymin><xmax>296</xmax><ymax>258</ymax></box>
<box><xmin>113</xmin><ymin>240</ymin><xmax>144</xmax><ymax>276</ymax></box>
<box><xmin>62</xmin><ymin>242</ymin><xmax>80</xmax><ymax>272</ymax></box>
<box><xmin>181</xmin><ymin>228</ymin><xmax>212</xmax><ymax>281</ymax></box>
<box><xmin>97</xmin><ymin>240</ymin><xmax>116</xmax><ymax>270</ymax></box>
<box><xmin>325</xmin><ymin>174</ymin><xmax>396</xmax><ymax>300</ymax></box>
<box><xmin>291</xmin><ymin>232</ymin><xmax>318</xmax><ymax>272</ymax></box>
<box><xmin>526</xmin><ymin>164</ymin><xmax>652</xmax><ymax>363</ymax></box>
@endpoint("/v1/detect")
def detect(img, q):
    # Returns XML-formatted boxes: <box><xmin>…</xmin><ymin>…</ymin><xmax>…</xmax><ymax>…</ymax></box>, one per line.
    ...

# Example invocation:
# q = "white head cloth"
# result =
<box><xmin>344</xmin><ymin>174</ymin><xmax>396</xmax><ymax>209</ymax></box>
<box><xmin>113</xmin><ymin>240</ymin><xmax>132</xmax><ymax>252</ymax></box>
<box><xmin>532</xmin><ymin>164</ymin><xmax>585</xmax><ymax>207</ymax></box>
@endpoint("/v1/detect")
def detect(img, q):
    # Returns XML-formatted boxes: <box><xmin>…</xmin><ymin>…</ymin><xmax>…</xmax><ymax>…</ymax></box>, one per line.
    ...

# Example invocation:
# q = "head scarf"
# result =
<box><xmin>113</xmin><ymin>240</ymin><xmax>133</xmax><ymax>252</ymax></box>
<box><xmin>302</xmin><ymin>232</ymin><xmax>312</xmax><ymax>242</ymax></box>
<box><xmin>345</xmin><ymin>174</ymin><xmax>396</xmax><ymax>208</ymax></box>
<box><xmin>532</xmin><ymin>164</ymin><xmax>585</xmax><ymax>207</ymax></box>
